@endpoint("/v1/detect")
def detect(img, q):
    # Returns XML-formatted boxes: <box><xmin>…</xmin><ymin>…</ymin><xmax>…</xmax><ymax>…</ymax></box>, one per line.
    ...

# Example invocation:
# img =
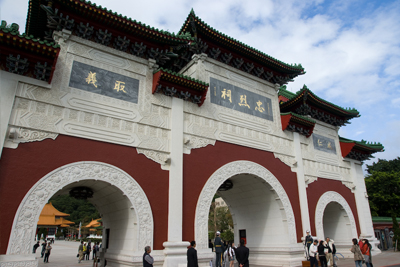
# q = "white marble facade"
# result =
<box><xmin>0</xmin><ymin>31</ymin><xmax>378</xmax><ymax>267</ymax></box>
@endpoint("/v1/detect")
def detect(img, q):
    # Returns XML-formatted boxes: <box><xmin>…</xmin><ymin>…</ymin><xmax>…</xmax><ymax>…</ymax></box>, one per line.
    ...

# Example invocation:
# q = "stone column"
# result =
<box><xmin>293</xmin><ymin>132</ymin><xmax>312</xmax><ymax>237</ymax></box>
<box><xmin>163</xmin><ymin>97</ymin><xmax>189</xmax><ymax>267</ymax></box>
<box><xmin>350</xmin><ymin>160</ymin><xmax>381</xmax><ymax>254</ymax></box>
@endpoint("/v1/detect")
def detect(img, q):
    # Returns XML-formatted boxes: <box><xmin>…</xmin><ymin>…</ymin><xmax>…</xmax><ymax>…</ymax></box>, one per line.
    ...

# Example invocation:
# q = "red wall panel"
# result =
<box><xmin>307</xmin><ymin>179</ymin><xmax>360</xmax><ymax>236</ymax></box>
<box><xmin>0</xmin><ymin>135</ymin><xmax>168</xmax><ymax>254</ymax></box>
<box><xmin>182</xmin><ymin>141</ymin><xmax>303</xmax><ymax>243</ymax></box>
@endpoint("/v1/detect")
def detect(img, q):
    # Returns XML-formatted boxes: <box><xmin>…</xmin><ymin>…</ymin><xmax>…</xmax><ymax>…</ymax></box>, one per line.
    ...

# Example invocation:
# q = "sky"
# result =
<box><xmin>1</xmin><ymin>0</ymin><xmax>399</xmax><ymax>171</ymax></box>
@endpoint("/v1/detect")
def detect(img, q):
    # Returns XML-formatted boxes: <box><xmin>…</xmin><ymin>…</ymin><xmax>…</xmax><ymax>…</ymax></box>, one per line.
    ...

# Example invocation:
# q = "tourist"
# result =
<box><xmin>235</xmin><ymin>239</ymin><xmax>249</xmax><ymax>267</ymax></box>
<box><xmin>43</xmin><ymin>242</ymin><xmax>52</xmax><ymax>263</ymax></box>
<box><xmin>309</xmin><ymin>239</ymin><xmax>319</xmax><ymax>267</ymax></box>
<box><xmin>350</xmin><ymin>238</ymin><xmax>364</xmax><ymax>267</ymax></box>
<box><xmin>187</xmin><ymin>240</ymin><xmax>198</xmax><ymax>267</ymax></box>
<box><xmin>360</xmin><ymin>239</ymin><xmax>372</xmax><ymax>267</ymax></box>
<box><xmin>143</xmin><ymin>246</ymin><xmax>154</xmax><ymax>267</ymax></box>
<box><xmin>41</xmin><ymin>241</ymin><xmax>46</xmax><ymax>258</ymax></box>
<box><xmin>227</xmin><ymin>242</ymin><xmax>236</xmax><ymax>267</ymax></box>
<box><xmin>318</xmin><ymin>240</ymin><xmax>327</xmax><ymax>267</ymax></box>
<box><xmin>209</xmin><ymin>239</ymin><xmax>213</xmax><ymax>252</ymax></box>
<box><xmin>304</xmin><ymin>230</ymin><xmax>313</xmax><ymax>260</ymax></box>
<box><xmin>214</xmin><ymin>231</ymin><xmax>224</xmax><ymax>267</ymax></box>
<box><xmin>83</xmin><ymin>242</ymin><xmax>87</xmax><ymax>260</ymax></box>
<box><xmin>93</xmin><ymin>242</ymin><xmax>99</xmax><ymax>260</ymax></box>
<box><xmin>78</xmin><ymin>241</ymin><xmax>84</xmax><ymax>263</ymax></box>
<box><xmin>325</xmin><ymin>237</ymin><xmax>336</xmax><ymax>267</ymax></box>
<box><xmin>86</xmin><ymin>241</ymin><xmax>91</xmax><ymax>260</ymax></box>
<box><xmin>32</xmin><ymin>241</ymin><xmax>40</xmax><ymax>253</ymax></box>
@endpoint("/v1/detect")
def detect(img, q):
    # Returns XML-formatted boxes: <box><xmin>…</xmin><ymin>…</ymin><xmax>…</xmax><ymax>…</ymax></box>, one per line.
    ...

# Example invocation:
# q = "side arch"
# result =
<box><xmin>7</xmin><ymin>161</ymin><xmax>153</xmax><ymax>255</ymax></box>
<box><xmin>195</xmin><ymin>160</ymin><xmax>297</xmax><ymax>249</ymax></box>
<box><xmin>315</xmin><ymin>191</ymin><xmax>358</xmax><ymax>239</ymax></box>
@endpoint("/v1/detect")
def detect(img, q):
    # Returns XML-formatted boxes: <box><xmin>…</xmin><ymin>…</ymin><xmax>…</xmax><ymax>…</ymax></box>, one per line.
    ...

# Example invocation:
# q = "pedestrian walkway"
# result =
<box><xmin>31</xmin><ymin>240</ymin><xmax>399</xmax><ymax>267</ymax></box>
<box><xmin>33</xmin><ymin>240</ymin><xmax>93</xmax><ymax>267</ymax></box>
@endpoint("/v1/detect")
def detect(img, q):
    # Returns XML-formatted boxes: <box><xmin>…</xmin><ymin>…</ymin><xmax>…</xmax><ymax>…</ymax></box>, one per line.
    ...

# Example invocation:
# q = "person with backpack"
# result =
<box><xmin>361</xmin><ymin>239</ymin><xmax>373</xmax><ymax>267</ymax></box>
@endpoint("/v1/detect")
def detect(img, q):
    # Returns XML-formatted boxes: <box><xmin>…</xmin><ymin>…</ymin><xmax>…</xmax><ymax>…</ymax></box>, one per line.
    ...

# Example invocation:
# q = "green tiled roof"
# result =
<box><xmin>26</xmin><ymin>0</ymin><xmax>196</xmax><ymax>43</ymax></box>
<box><xmin>281</xmin><ymin>112</ymin><xmax>316</xmax><ymax>124</ymax></box>
<box><xmin>278</xmin><ymin>85</ymin><xmax>296</xmax><ymax>99</ymax></box>
<box><xmin>285</xmin><ymin>84</ymin><xmax>359</xmax><ymax>115</ymax></box>
<box><xmin>154</xmin><ymin>68</ymin><xmax>209</xmax><ymax>86</ymax></box>
<box><xmin>372</xmin><ymin>217</ymin><xmax>400</xmax><ymax>222</ymax></box>
<box><xmin>178</xmin><ymin>9</ymin><xmax>305</xmax><ymax>74</ymax></box>
<box><xmin>339</xmin><ymin>136</ymin><xmax>384</xmax><ymax>151</ymax></box>
<box><xmin>0</xmin><ymin>20</ymin><xmax>59</xmax><ymax>48</ymax></box>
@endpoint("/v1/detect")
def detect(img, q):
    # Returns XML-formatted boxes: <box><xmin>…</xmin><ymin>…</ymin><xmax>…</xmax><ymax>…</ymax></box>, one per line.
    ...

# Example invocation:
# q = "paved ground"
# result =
<box><xmin>34</xmin><ymin>240</ymin><xmax>93</xmax><ymax>267</ymax></box>
<box><xmin>32</xmin><ymin>240</ymin><xmax>400</xmax><ymax>266</ymax></box>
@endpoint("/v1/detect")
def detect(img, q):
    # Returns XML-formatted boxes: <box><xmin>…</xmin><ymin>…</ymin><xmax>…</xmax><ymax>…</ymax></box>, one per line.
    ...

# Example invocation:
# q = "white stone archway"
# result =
<box><xmin>315</xmin><ymin>191</ymin><xmax>358</xmax><ymax>240</ymax></box>
<box><xmin>7</xmin><ymin>161</ymin><xmax>153</xmax><ymax>256</ymax></box>
<box><xmin>195</xmin><ymin>160</ymin><xmax>297</xmax><ymax>249</ymax></box>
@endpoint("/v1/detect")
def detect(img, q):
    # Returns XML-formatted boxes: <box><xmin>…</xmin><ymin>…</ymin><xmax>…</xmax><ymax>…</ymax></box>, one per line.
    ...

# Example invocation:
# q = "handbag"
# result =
<box><xmin>77</xmin><ymin>253</ymin><xmax>79</xmax><ymax>257</ymax></box>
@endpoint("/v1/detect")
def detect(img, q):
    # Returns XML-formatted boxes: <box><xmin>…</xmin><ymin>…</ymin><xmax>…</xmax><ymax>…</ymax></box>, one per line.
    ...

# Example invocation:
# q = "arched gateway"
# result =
<box><xmin>7</xmin><ymin>161</ymin><xmax>153</xmax><ymax>256</ymax></box>
<box><xmin>196</xmin><ymin>160</ymin><xmax>297</xmax><ymax>248</ymax></box>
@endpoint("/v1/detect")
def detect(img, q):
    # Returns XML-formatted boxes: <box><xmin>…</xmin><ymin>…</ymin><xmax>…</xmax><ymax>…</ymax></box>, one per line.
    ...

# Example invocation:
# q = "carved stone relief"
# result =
<box><xmin>305</xmin><ymin>175</ymin><xmax>318</xmax><ymax>187</ymax></box>
<box><xmin>136</xmin><ymin>148</ymin><xmax>170</xmax><ymax>170</ymax></box>
<box><xmin>274</xmin><ymin>153</ymin><xmax>297</xmax><ymax>168</ymax></box>
<box><xmin>6</xmin><ymin>127</ymin><xmax>58</xmax><ymax>148</ymax></box>
<box><xmin>315</xmin><ymin>191</ymin><xmax>358</xmax><ymax>239</ymax></box>
<box><xmin>183</xmin><ymin>134</ymin><xmax>216</xmax><ymax>154</ymax></box>
<box><xmin>195</xmin><ymin>161</ymin><xmax>297</xmax><ymax>249</ymax></box>
<box><xmin>341</xmin><ymin>181</ymin><xmax>356</xmax><ymax>192</ymax></box>
<box><xmin>7</xmin><ymin>162</ymin><xmax>153</xmax><ymax>255</ymax></box>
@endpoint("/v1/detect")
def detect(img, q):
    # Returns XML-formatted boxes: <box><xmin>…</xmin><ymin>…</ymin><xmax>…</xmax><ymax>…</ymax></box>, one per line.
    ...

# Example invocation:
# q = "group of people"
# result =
<box><xmin>32</xmin><ymin>240</ymin><xmax>52</xmax><ymax>263</ymax></box>
<box><xmin>305</xmin><ymin>230</ymin><xmax>336</xmax><ymax>267</ymax></box>
<box><xmin>78</xmin><ymin>240</ymin><xmax>100</xmax><ymax>263</ymax></box>
<box><xmin>350</xmin><ymin>238</ymin><xmax>373</xmax><ymax>267</ymax></box>
<box><xmin>213</xmin><ymin>231</ymin><xmax>249</xmax><ymax>267</ymax></box>
<box><xmin>305</xmin><ymin>230</ymin><xmax>374</xmax><ymax>267</ymax></box>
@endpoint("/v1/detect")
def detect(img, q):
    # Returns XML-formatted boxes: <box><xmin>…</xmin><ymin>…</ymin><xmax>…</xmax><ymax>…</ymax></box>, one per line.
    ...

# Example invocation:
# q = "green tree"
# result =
<box><xmin>208</xmin><ymin>195</ymin><xmax>233</xmax><ymax>237</ymax></box>
<box><xmin>365</xmin><ymin>158</ymin><xmax>400</xmax><ymax>248</ymax></box>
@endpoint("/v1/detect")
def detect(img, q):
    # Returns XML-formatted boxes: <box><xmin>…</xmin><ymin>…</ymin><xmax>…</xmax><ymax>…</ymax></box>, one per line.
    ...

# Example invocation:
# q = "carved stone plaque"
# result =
<box><xmin>210</xmin><ymin>77</ymin><xmax>273</xmax><ymax>121</ymax></box>
<box><xmin>313</xmin><ymin>133</ymin><xmax>336</xmax><ymax>154</ymax></box>
<box><xmin>69</xmin><ymin>61</ymin><xmax>139</xmax><ymax>103</ymax></box>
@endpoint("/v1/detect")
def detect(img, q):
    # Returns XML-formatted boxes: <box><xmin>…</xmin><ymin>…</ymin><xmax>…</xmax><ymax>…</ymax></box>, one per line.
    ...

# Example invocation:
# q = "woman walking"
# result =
<box><xmin>350</xmin><ymin>238</ymin><xmax>364</xmax><ymax>267</ymax></box>
<box><xmin>318</xmin><ymin>240</ymin><xmax>327</xmax><ymax>267</ymax></box>
<box><xmin>43</xmin><ymin>242</ymin><xmax>52</xmax><ymax>263</ymax></box>
<box><xmin>361</xmin><ymin>239</ymin><xmax>372</xmax><ymax>267</ymax></box>
<box><xmin>227</xmin><ymin>242</ymin><xmax>236</xmax><ymax>267</ymax></box>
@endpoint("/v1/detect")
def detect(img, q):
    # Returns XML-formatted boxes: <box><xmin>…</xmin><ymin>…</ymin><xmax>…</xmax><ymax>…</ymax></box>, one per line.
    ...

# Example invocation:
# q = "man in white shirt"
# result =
<box><xmin>309</xmin><ymin>239</ymin><xmax>319</xmax><ymax>267</ymax></box>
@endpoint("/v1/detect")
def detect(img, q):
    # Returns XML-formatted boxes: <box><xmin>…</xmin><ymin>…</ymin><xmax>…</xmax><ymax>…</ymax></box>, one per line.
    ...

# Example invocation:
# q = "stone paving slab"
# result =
<box><xmin>31</xmin><ymin>241</ymin><xmax>400</xmax><ymax>267</ymax></box>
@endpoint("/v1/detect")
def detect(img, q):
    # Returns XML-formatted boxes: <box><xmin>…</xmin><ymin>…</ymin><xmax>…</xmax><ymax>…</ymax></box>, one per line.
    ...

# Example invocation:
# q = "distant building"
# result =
<box><xmin>215</xmin><ymin>197</ymin><xmax>227</xmax><ymax>208</ymax></box>
<box><xmin>37</xmin><ymin>203</ymin><xmax>74</xmax><ymax>240</ymax></box>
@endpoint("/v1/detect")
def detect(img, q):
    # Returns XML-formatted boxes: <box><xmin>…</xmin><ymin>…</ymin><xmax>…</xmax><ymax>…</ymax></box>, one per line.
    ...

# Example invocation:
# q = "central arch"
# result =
<box><xmin>7</xmin><ymin>161</ymin><xmax>153</xmax><ymax>256</ymax></box>
<box><xmin>195</xmin><ymin>160</ymin><xmax>297</xmax><ymax>249</ymax></box>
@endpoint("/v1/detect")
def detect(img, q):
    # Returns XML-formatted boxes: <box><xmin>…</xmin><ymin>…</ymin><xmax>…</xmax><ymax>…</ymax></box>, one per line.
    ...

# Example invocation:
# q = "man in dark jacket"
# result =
<box><xmin>143</xmin><ymin>246</ymin><xmax>154</xmax><ymax>267</ymax></box>
<box><xmin>187</xmin><ymin>241</ymin><xmax>198</xmax><ymax>267</ymax></box>
<box><xmin>214</xmin><ymin>231</ymin><xmax>224</xmax><ymax>267</ymax></box>
<box><xmin>236</xmin><ymin>239</ymin><xmax>249</xmax><ymax>267</ymax></box>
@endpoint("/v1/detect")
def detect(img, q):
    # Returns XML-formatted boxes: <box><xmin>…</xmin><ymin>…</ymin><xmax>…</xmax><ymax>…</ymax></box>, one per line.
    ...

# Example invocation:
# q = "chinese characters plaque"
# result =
<box><xmin>210</xmin><ymin>77</ymin><xmax>273</xmax><ymax>121</ymax></box>
<box><xmin>69</xmin><ymin>61</ymin><xmax>139</xmax><ymax>103</ymax></box>
<box><xmin>312</xmin><ymin>134</ymin><xmax>337</xmax><ymax>154</ymax></box>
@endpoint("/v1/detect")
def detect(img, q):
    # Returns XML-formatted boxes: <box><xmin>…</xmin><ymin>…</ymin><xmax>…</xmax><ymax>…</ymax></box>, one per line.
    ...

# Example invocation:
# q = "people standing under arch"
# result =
<box><xmin>86</xmin><ymin>241</ymin><xmax>91</xmax><ymax>260</ymax></box>
<box><xmin>214</xmin><ymin>231</ymin><xmax>224</xmax><ymax>267</ymax></box>
<box><xmin>236</xmin><ymin>239</ymin><xmax>249</xmax><ymax>267</ymax></box>
<box><xmin>43</xmin><ymin>242</ymin><xmax>52</xmax><ymax>263</ymax></box>
<box><xmin>309</xmin><ymin>239</ymin><xmax>319</xmax><ymax>267</ymax></box>
<box><xmin>304</xmin><ymin>230</ymin><xmax>313</xmax><ymax>260</ymax></box>
<box><xmin>143</xmin><ymin>246</ymin><xmax>154</xmax><ymax>267</ymax></box>
<box><xmin>350</xmin><ymin>238</ymin><xmax>364</xmax><ymax>267</ymax></box>
<box><xmin>318</xmin><ymin>240</ymin><xmax>327</xmax><ymax>267</ymax></box>
<box><xmin>78</xmin><ymin>241</ymin><xmax>84</xmax><ymax>263</ymax></box>
<box><xmin>325</xmin><ymin>237</ymin><xmax>336</xmax><ymax>267</ymax></box>
<box><xmin>32</xmin><ymin>241</ymin><xmax>40</xmax><ymax>254</ymax></box>
<box><xmin>227</xmin><ymin>242</ymin><xmax>236</xmax><ymax>267</ymax></box>
<box><xmin>187</xmin><ymin>241</ymin><xmax>198</xmax><ymax>267</ymax></box>
<box><xmin>40</xmin><ymin>241</ymin><xmax>46</xmax><ymax>258</ymax></box>
<box><xmin>360</xmin><ymin>239</ymin><xmax>372</xmax><ymax>267</ymax></box>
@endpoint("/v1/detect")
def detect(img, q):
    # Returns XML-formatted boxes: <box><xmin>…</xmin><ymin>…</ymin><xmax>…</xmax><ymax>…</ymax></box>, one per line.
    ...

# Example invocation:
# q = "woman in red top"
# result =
<box><xmin>360</xmin><ymin>239</ymin><xmax>372</xmax><ymax>267</ymax></box>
